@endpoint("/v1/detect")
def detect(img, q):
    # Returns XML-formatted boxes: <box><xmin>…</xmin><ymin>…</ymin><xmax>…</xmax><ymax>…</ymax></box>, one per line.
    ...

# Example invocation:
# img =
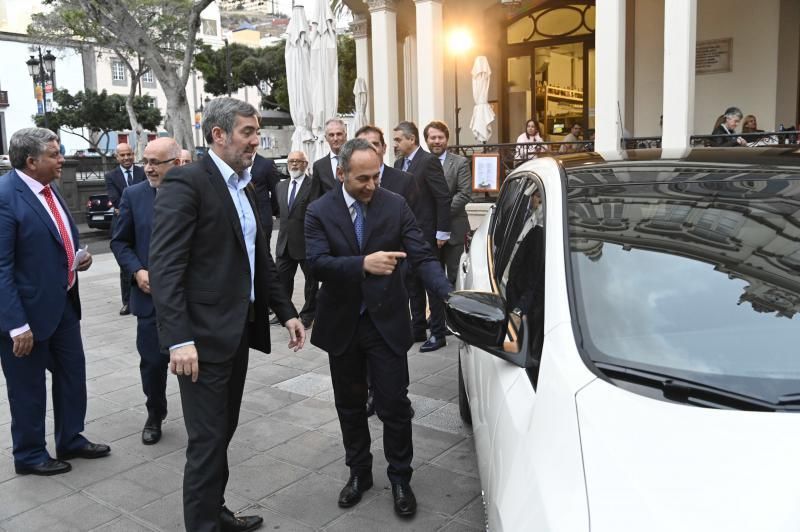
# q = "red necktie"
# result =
<box><xmin>42</xmin><ymin>185</ymin><xmax>75</xmax><ymax>287</ymax></box>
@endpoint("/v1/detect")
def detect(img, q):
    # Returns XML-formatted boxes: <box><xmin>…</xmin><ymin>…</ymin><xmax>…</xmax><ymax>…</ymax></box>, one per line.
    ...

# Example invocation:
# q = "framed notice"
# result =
<box><xmin>472</xmin><ymin>153</ymin><xmax>500</xmax><ymax>192</ymax></box>
<box><xmin>696</xmin><ymin>38</ymin><xmax>732</xmax><ymax>75</ymax></box>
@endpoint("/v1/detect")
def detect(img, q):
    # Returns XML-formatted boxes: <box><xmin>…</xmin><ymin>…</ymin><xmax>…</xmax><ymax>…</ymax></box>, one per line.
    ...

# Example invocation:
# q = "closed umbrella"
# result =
<box><xmin>470</xmin><ymin>56</ymin><xmax>495</xmax><ymax>143</ymax></box>
<box><xmin>285</xmin><ymin>4</ymin><xmax>315</xmax><ymax>162</ymax></box>
<box><xmin>309</xmin><ymin>0</ymin><xmax>338</xmax><ymax>161</ymax></box>
<box><xmin>351</xmin><ymin>77</ymin><xmax>368</xmax><ymax>136</ymax></box>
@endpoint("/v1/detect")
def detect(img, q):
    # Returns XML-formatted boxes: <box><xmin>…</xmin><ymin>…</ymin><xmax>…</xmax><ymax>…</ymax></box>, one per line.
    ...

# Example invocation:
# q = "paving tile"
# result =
<box><xmin>1</xmin><ymin>492</ymin><xmax>119</xmax><ymax>531</ymax></box>
<box><xmin>112</xmin><ymin>423</ymin><xmax>188</xmax><ymax>460</ymax></box>
<box><xmin>132</xmin><ymin>489</ymin><xmax>186</xmax><ymax>531</ymax></box>
<box><xmin>431</xmin><ymin>439</ymin><xmax>480</xmax><ymax>479</ymax></box>
<box><xmin>84</xmin><ymin>408</ymin><xmax>149</xmax><ymax>443</ymax></box>
<box><xmin>414</xmin><ymin>403</ymin><xmax>472</xmax><ymax>437</ymax></box>
<box><xmin>267</xmin><ymin>429</ymin><xmax>343</xmax><ymax>470</ymax></box>
<box><xmin>245</xmin><ymin>363</ymin><xmax>305</xmax><ymax>387</ymax></box>
<box><xmin>101</xmin><ymin>385</ymin><xmax>149</xmax><ymax>410</ymax></box>
<box><xmin>273</xmin><ymin>372</ymin><xmax>333</xmax><ymax>397</ymax></box>
<box><xmin>85</xmin><ymin>396</ymin><xmax>128</xmax><ymax>423</ymax></box>
<box><xmin>261</xmin><ymin>472</ymin><xmax>353</xmax><ymax>528</ymax></box>
<box><xmin>89</xmin><ymin>516</ymin><xmax>157</xmax><ymax>531</ymax></box>
<box><xmin>271</xmin><ymin>354</ymin><xmax>327</xmax><ymax>372</ymax></box>
<box><xmin>84</xmin><ymin>462</ymin><xmax>183</xmax><ymax>512</ymax></box>
<box><xmin>407</xmin><ymin>353</ymin><xmax>456</xmax><ymax>382</ymax></box>
<box><xmin>55</xmin><ymin>448</ymin><xmax>148</xmax><ymax>490</ymax></box>
<box><xmin>86</xmin><ymin>369</ymin><xmax>141</xmax><ymax>396</ymax></box>
<box><xmin>439</xmin><ymin>518</ymin><xmax>485</xmax><ymax>531</ymax></box>
<box><xmin>410</xmin><ymin>465</ymin><xmax>481</xmax><ymax>517</ymax></box>
<box><xmin>239</xmin><ymin>386</ymin><xmax>306</xmax><ymax>416</ymax></box>
<box><xmin>0</xmin><ymin>475</ymin><xmax>73</xmax><ymax>521</ymax></box>
<box><xmin>408</xmin><ymin>424</ymin><xmax>466</xmax><ymax>463</ymax></box>
<box><xmin>408</xmin><ymin>380</ymin><xmax>458</xmax><ymax>402</ymax></box>
<box><xmin>323</xmin><ymin>491</ymin><xmax>448</xmax><ymax>532</ymax></box>
<box><xmin>232</xmin><ymin>417</ymin><xmax>307</xmax><ymax>452</ymax></box>
<box><xmin>407</xmin><ymin>393</ymin><xmax>448</xmax><ymax>419</ymax></box>
<box><xmin>227</xmin><ymin>453</ymin><xmax>310</xmax><ymax>501</ymax></box>
<box><xmin>454</xmin><ymin>496</ymin><xmax>487</xmax><ymax>529</ymax></box>
<box><xmin>267</xmin><ymin>397</ymin><xmax>338</xmax><ymax>429</ymax></box>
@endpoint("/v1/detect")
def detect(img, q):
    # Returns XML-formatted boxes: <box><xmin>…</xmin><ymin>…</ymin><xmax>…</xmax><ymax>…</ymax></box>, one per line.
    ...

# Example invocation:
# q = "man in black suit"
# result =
<box><xmin>355</xmin><ymin>125</ymin><xmax>415</xmax><ymax>202</ymax></box>
<box><xmin>305</xmin><ymin>139</ymin><xmax>452</xmax><ymax>517</ymax></box>
<box><xmin>275</xmin><ymin>150</ymin><xmax>317</xmax><ymax>329</ymax></box>
<box><xmin>149</xmin><ymin>97</ymin><xmax>305</xmax><ymax>532</ymax></box>
<box><xmin>311</xmin><ymin>117</ymin><xmax>347</xmax><ymax>196</ymax></box>
<box><xmin>104</xmin><ymin>143</ymin><xmax>145</xmax><ymax>316</ymax></box>
<box><xmin>250</xmin><ymin>152</ymin><xmax>281</xmax><ymax>248</ymax></box>
<box><xmin>392</xmin><ymin>121</ymin><xmax>452</xmax><ymax>352</ymax></box>
<box><xmin>111</xmin><ymin>137</ymin><xmax>181</xmax><ymax>446</ymax></box>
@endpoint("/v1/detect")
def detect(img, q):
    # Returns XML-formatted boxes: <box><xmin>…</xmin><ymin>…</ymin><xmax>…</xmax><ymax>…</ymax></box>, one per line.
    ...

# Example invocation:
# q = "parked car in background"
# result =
<box><xmin>85</xmin><ymin>193</ymin><xmax>114</xmax><ymax>230</ymax></box>
<box><xmin>448</xmin><ymin>148</ymin><xmax>800</xmax><ymax>532</ymax></box>
<box><xmin>0</xmin><ymin>154</ymin><xmax>11</xmax><ymax>172</ymax></box>
<box><xmin>73</xmin><ymin>149</ymin><xmax>102</xmax><ymax>158</ymax></box>
<box><xmin>273</xmin><ymin>157</ymin><xmax>288</xmax><ymax>177</ymax></box>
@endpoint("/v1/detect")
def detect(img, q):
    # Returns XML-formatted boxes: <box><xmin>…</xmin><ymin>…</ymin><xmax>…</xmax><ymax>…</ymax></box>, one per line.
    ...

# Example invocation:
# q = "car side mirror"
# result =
<box><xmin>445</xmin><ymin>291</ymin><xmax>535</xmax><ymax>369</ymax></box>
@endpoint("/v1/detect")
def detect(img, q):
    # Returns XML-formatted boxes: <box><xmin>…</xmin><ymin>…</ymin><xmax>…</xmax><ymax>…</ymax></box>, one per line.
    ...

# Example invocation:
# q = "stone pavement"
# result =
<box><xmin>0</xmin><ymin>238</ymin><xmax>484</xmax><ymax>531</ymax></box>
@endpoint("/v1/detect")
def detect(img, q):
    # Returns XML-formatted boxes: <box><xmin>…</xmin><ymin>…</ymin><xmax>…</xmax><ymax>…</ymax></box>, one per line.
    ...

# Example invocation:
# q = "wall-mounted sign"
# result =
<box><xmin>472</xmin><ymin>154</ymin><xmax>500</xmax><ymax>193</ymax></box>
<box><xmin>696</xmin><ymin>38</ymin><xmax>732</xmax><ymax>75</ymax></box>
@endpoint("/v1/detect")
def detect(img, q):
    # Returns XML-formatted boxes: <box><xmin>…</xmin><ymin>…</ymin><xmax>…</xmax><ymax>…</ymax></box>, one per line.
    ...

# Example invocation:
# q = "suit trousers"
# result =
<box><xmin>408</xmin><ymin>241</ymin><xmax>447</xmax><ymax>338</ymax></box>
<box><xmin>136</xmin><ymin>315</ymin><xmax>169</xmax><ymax>418</ymax></box>
<box><xmin>440</xmin><ymin>241</ymin><xmax>464</xmax><ymax>286</ymax></box>
<box><xmin>276</xmin><ymin>254</ymin><xmax>318</xmax><ymax>323</ymax></box>
<box><xmin>178</xmin><ymin>330</ymin><xmax>249</xmax><ymax>532</ymax></box>
<box><xmin>329</xmin><ymin>312</ymin><xmax>414</xmax><ymax>483</ymax></box>
<box><xmin>0</xmin><ymin>296</ymin><xmax>88</xmax><ymax>466</ymax></box>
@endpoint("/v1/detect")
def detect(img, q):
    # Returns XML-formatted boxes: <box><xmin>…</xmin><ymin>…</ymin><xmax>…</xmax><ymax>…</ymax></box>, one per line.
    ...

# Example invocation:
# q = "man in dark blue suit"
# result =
<box><xmin>104</xmin><ymin>143</ymin><xmax>145</xmax><ymax>316</ymax></box>
<box><xmin>111</xmin><ymin>138</ymin><xmax>181</xmax><ymax>445</ymax></box>
<box><xmin>250</xmin><ymin>152</ymin><xmax>281</xmax><ymax>248</ymax></box>
<box><xmin>305</xmin><ymin>138</ymin><xmax>452</xmax><ymax>517</ymax></box>
<box><xmin>0</xmin><ymin>127</ymin><xmax>110</xmax><ymax>476</ymax></box>
<box><xmin>355</xmin><ymin>125</ymin><xmax>415</xmax><ymax>202</ymax></box>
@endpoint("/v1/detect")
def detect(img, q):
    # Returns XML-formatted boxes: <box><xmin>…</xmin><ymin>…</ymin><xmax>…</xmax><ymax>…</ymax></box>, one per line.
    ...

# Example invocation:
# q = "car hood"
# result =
<box><xmin>576</xmin><ymin>378</ymin><xmax>800</xmax><ymax>532</ymax></box>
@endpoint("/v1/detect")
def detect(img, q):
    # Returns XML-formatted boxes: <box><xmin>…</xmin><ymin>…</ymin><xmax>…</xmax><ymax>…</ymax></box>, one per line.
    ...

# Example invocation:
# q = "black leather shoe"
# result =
<box><xmin>365</xmin><ymin>390</ymin><xmax>375</xmax><ymax>417</ymax></box>
<box><xmin>57</xmin><ymin>442</ymin><xmax>111</xmax><ymax>460</ymax></box>
<box><xmin>338</xmin><ymin>472</ymin><xmax>373</xmax><ymax>508</ymax></box>
<box><xmin>391</xmin><ymin>482</ymin><xmax>417</xmax><ymax>517</ymax></box>
<box><xmin>420</xmin><ymin>335</ymin><xmax>446</xmax><ymax>352</ymax></box>
<box><xmin>219</xmin><ymin>506</ymin><xmax>263</xmax><ymax>532</ymax></box>
<box><xmin>142</xmin><ymin>414</ymin><xmax>163</xmax><ymax>445</ymax></box>
<box><xmin>15</xmin><ymin>458</ymin><xmax>72</xmax><ymax>476</ymax></box>
<box><xmin>119</xmin><ymin>304</ymin><xmax>130</xmax><ymax>316</ymax></box>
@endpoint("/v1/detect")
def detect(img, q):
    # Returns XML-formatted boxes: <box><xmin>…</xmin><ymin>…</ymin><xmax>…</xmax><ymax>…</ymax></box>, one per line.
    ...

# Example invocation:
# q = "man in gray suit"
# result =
<box><xmin>275</xmin><ymin>151</ymin><xmax>317</xmax><ymax>329</ymax></box>
<box><xmin>423</xmin><ymin>121</ymin><xmax>472</xmax><ymax>286</ymax></box>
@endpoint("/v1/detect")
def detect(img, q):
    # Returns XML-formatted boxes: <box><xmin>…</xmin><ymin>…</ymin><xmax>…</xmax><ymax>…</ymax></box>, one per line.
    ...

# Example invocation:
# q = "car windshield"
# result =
<box><xmin>567</xmin><ymin>175</ymin><xmax>800</xmax><ymax>404</ymax></box>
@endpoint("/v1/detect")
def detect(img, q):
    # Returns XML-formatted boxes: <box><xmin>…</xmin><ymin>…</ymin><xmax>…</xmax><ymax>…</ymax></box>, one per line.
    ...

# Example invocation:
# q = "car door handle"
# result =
<box><xmin>462</xmin><ymin>261</ymin><xmax>469</xmax><ymax>273</ymax></box>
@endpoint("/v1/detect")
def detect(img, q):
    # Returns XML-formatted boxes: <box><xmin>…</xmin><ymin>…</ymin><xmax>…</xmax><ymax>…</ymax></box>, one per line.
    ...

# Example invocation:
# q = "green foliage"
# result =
<box><xmin>337</xmin><ymin>34</ymin><xmax>356</xmax><ymax>115</ymax></box>
<box><xmin>34</xmin><ymin>89</ymin><xmax>162</xmax><ymax>154</ymax></box>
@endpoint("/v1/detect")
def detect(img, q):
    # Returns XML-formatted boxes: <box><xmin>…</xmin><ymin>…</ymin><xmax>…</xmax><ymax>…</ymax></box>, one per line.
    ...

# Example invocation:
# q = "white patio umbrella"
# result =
<box><xmin>285</xmin><ymin>4</ymin><xmax>315</xmax><ymax>162</ymax></box>
<box><xmin>309</xmin><ymin>0</ymin><xmax>338</xmax><ymax>161</ymax></box>
<box><xmin>470</xmin><ymin>56</ymin><xmax>495</xmax><ymax>143</ymax></box>
<box><xmin>350</xmin><ymin>77</ymin><xmax>368</xmax><ymax>136</ymax></box>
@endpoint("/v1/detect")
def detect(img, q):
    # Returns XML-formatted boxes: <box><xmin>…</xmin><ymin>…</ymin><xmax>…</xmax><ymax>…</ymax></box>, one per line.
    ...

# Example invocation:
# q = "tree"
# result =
<box><xmin>34</xmin><ymin>89</ymin><xmax>162</xmax><ymax>161</ymax></box>
<box><xmin>31</xmin><ymin>0</ymin><xmax>215</xmax><ymax>152</ymax></box>
<box><xmin>337</xmin><ymin>34</ymin><xmax>356</xmax><ymax>115</ymax></box>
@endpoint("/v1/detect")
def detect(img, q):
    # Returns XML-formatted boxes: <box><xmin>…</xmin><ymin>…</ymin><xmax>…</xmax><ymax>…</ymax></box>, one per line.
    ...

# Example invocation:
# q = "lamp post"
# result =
<box><xmin>448</xmin><ymin>29</ymin><xmax>472</xmax><ymax>145</ymax></box>
<box><xmin>26</xmin><ymin>48</ymin><xmax>57</xmax><ymax>130</ymax></box>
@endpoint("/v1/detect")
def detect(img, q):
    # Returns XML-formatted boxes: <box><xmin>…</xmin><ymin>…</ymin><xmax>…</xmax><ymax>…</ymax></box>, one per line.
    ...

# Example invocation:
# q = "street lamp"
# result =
<box><xmin>26</xmin><ymin>48</ymin><xmax>57</xmax><ymax>130</ymax></box>
<box><xmin>448</xmin><ymin>29</ymin><xmax>473</xmax><ymax>145</ymax></box>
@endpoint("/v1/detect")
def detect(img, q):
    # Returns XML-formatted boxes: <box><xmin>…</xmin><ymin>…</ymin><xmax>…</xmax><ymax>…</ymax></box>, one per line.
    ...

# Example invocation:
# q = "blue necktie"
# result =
<box><xmin>288</xmin><ymin>179</ymin><xmax>297</xmax><ymax>210</ymax></box>
<box><xmin>353</xmin><ymin>201</ymin><xmax>365</xmax><ymax>250</ymax></box>
<box><xmin>402</xmin><ymin>157</ymin><xmax>411</xmax><ymax>172</ymax></box>
<box><xmin>125</xmin><ymin>169</ymin><xmax>132</xmax><ymax>186</ymax></box>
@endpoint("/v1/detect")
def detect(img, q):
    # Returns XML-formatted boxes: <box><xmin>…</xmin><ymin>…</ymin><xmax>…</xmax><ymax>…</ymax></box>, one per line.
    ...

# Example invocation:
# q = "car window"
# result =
<box><xmin>490</xmin><ymin>176</ymin><xmax>529</xmax><ymax>289</ymax></box>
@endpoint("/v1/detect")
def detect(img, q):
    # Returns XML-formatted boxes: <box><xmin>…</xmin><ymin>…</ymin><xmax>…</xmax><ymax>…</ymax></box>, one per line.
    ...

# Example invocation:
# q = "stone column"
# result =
<box><xmin>661</xmin><ymin>0</ymin><xmax>697</xmax><ymax>155</ymax></box>
<box><xmin>594</xmin><ymin>0</ymin><xmax>626</xmax><ymax>154</ymax></box>
<box><xmin>414</xmin><ymin>0</ymin><xmax>444</xmax><ymax>135</ymax></box>
<box><xmin>368</xmin><ymin>0</ymin><xmax>399</xmax><ymax>164</ymax></box>
<box><xmin>351</xmin><ymin>13</ymin><xmax>371</xmax><ymax>123</ymax></box>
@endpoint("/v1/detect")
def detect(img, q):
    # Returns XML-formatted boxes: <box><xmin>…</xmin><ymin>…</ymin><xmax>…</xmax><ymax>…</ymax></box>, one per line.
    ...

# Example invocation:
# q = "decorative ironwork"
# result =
<box><xmin>507</xmin><ymin>2</ymin><xmax>595</xmax><ymax>45</ymax></box>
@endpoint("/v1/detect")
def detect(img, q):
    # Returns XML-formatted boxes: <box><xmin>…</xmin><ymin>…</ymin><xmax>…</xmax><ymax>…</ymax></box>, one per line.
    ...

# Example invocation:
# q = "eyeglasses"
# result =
<box><xmin>287</xmin><ymin>159</ymin><xmax>307</xmax><ymax>165</ymax></box>
<box><xmin>140</xmin><ymin>158</ymin><xmax>176</xmax><ymax>167</ymax></box>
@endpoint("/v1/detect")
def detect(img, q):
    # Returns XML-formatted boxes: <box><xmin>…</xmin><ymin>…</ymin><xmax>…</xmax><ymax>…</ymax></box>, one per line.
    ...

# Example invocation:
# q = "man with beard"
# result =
<box><xmin>149</xmin><ymin>97</ymin><xmax>305</xmax><ymax>532</ymax></box>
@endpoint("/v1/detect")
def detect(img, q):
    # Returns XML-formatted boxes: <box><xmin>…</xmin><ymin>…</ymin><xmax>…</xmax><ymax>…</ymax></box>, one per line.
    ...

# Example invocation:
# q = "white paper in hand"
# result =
<box><xmin>73</xmin><ymin>245</ymin><xmax>89</xmax><ymax>271</ymax></box>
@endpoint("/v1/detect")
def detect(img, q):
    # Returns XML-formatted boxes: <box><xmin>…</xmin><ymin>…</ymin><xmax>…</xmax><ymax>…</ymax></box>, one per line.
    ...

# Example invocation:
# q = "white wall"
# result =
<box><xmin>632</xmin><ymin>0</ymin><xmax>664</xmax><ymax>136</ymax></box>
<box><xmin>0</xmin><ymin>40</ymin><xmax>87</xmax><ymax>154</ymax></box>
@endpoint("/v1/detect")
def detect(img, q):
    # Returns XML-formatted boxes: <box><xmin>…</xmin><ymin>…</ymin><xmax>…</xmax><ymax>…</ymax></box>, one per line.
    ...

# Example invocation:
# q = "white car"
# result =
<box><xmin>447</xmin><ymin>149</ymin><xmax>800</xmax><ymax>532</ymax></box>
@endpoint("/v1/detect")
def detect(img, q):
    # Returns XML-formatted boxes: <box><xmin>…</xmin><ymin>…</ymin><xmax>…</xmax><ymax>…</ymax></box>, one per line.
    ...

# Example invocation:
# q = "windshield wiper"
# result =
<box><xmin>594</xmin><ymin>361</ymin><xmax>777</xmax><ymax>412</ymax></box>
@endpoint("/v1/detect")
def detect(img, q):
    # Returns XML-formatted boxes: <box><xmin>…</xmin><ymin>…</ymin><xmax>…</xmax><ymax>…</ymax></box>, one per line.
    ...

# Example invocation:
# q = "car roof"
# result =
<box><xmin>559</xmin><ymin>147</ymin><xmax>800</xmax><ymax>188</ymax></box>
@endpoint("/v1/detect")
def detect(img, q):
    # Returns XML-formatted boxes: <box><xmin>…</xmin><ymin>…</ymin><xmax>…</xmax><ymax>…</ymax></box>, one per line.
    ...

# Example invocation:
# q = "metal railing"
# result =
<box><xmin>690</xmin><ymin>130</ymin><xmax>799</xmax><ymax>147</ymax></box>
<box><xmin>68</xmin><ymin>157</ymin><xmax>116</xmax><ymax>181</ymax></box>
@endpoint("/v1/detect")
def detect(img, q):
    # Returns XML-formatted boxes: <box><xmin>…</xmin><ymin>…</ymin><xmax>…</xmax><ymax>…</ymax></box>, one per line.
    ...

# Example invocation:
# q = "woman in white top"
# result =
<box><xmin>515</xmin><ymin>119</ymin><xmax>548</xmax><ymax>160</ymax></box>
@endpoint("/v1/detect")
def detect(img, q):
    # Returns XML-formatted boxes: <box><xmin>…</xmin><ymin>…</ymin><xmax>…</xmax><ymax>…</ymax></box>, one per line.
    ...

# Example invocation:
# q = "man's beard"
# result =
<box><xmin>289</xmin><ymin>168</ymin><xmax>305</xmax><ymax>179</ymax></box>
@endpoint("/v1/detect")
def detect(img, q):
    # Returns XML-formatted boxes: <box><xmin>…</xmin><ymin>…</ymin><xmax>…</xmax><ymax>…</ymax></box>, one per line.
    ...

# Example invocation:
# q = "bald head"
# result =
<box><xmin>179</xmin><ymin>149</ymin><xmax>192</xmax><ymax>165</ymax></box>
<box><xmin>142</xmin><ymin>137</ymin><xmax>181</xmax><ymax>188</ymax></box>
<box><xmin>114</xmin><ymin>142</ymin><xmax>134</xmax><ymax>169</ymax></box>
<box><xmin>287</xmin><ymin>150</ymin><xmax>308</xmax><ymax>178</ymax></box>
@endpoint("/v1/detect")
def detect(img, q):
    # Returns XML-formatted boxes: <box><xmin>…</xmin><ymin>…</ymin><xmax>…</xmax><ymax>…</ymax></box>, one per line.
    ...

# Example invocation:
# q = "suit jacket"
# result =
<box><xmin>380</xmin><ymin>165</ymin><xmax>415</xmax><ymax>203</ymax></box>
<box><xmin>311</xmin><ymin>154</ymin><xmax>338</xmax><ymax>198</ymax></box>
<box><xmin>110</xmin><ymin>181</ymin><xmax>156</xmax><ymax>318</ymax></box>
<box><xmin>305</xmin><ymin>185</ymin><xmax>451</xmax><ymax>357</ymax></box>
<box><xmin>148</xmin><ymin>155</ymin><xmax>298</xmax><ymax>362</ymax></box>
<box><xmin>275</xmin><ymin>175</ymin><xmax>314</xmax><ymax>261</ymax></box>
<box><xmin>0</xmin><ymin>170</ymin><xmax>81</xmax><ymax>340</ymax></box>
<box><xmin>250</xmin><ymin>153</ymin><xmax>281</xmax><ymax>234</ymax></box>
<box><xmin>105</xmin><ymin>165</ymin><xmax>146</xmax><ymax>209</ymax></box>
<box><xmin>442</xmin><ymin>152</ymin><xmax>472</xmax><ymax>246</ymax></box>
<box><xmin>394</xmin><ymin>148</ymin><xmax>451</xmax><ymax>241</ymax></box>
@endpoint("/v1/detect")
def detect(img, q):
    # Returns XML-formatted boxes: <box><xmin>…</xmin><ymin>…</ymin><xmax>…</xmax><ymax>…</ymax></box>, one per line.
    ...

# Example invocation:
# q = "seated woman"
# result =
<box><xmin>711</xmin><ymin>107</ymin><xmax>747</xmax><ymax>146</ymax></box>
<box><xmin>515</xmin><ymin>119</ymin><xmax>548</xmax><ymax>160</ymax></box>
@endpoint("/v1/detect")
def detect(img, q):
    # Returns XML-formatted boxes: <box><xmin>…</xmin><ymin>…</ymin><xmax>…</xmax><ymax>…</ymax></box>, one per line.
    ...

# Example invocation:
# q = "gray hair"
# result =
<box><xmin>324</xmin><ymin>118</ymin><xmax>346</xmax><ymax>131</ymax></box>
<box><xmin>393</xmin><ymin>121</ymin><xmax>420</xmax><ymax>146</ymax></box>
<box><xmin>203</xmin><ymin>97</ymin><xmax>259</xmax><ymax>144</ymax></box>
<box><xmin>9</xmin><ymin>127</ymin><xmax>59</xmax><ymax>169</ymax></box>
<box><xmin>723</xmin><ymin>107</ymin><xmax>743</xmax><ymax>120</ymax></box>
<box><xmin>338</xmin><ymin>138</ymin><xmax>378</xmax><ymax>175</ymax></box>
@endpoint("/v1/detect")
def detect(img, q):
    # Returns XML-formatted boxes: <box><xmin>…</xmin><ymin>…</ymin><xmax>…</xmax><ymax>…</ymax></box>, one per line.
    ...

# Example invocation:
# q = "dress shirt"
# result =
<box><xmin>329</xmin><ymin>152</ymin><xmax>339</xmax><ymax>178</ymax></box>
<box><xmin>11</xmin><ymin>171</ymin><xmax>76</xmax><ymax>338</ymax></box>
<box><xmin>438</xmin><ymin>152</ymin><xmax>447</xmax><ymax>165</ymax></box>
<box><xmin>286</xmin><ymin>173</ymin><xmax>307</xmax><ymax>203</ymax></box>
<box><xmin>341</xmin><ymin>186</ymin><xmax>363</xmax><ymax>224</ymax></box>
<box><xmin>120</xmin><ymin>165</ymin><xmax>133</xmax><ymax>186</ymax></box>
